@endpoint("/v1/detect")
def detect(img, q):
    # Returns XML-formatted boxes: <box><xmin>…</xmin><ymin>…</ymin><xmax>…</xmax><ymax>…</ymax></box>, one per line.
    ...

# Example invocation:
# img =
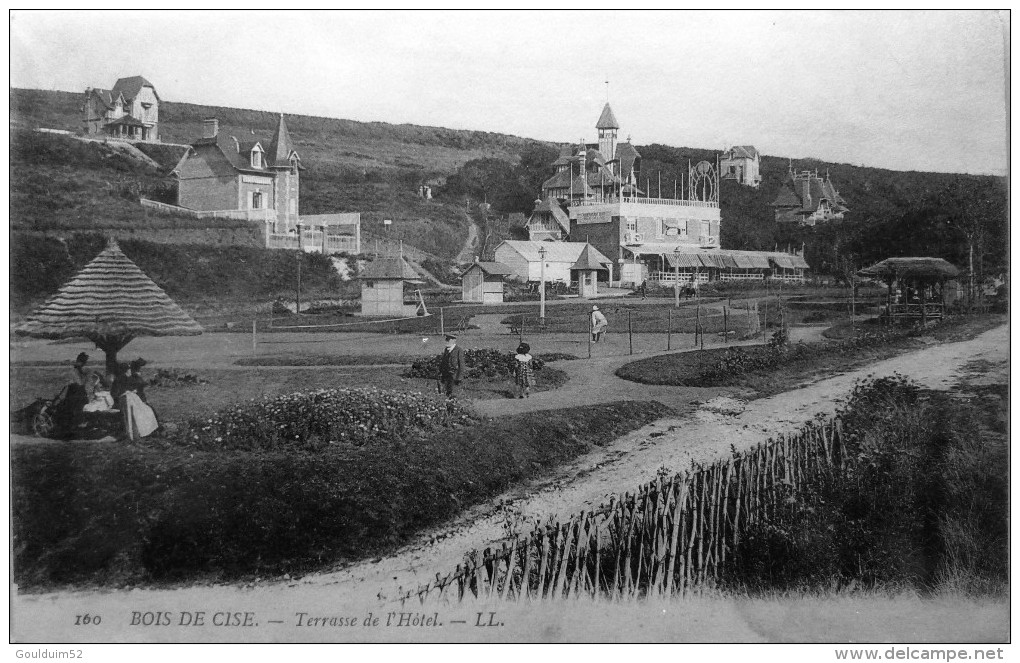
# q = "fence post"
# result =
<box><xmin>667</xmin><ymin>308</ymin><xmax>672</xmax><ymax>351</ymax></box>
<box><xmin>252</xmin><ymin>319</ymin><xmax>257</xmax><ymax>355</ymax></box>
<box><xmin>588</xmin><ymin>313</ymin><xmax>592</xmax><ymax>359</ymax></box>
<box><xmin>628</xmin><ymin>310</ymin><xmax>633</xmax><ymax>355</ymax></box>
<box><xmin>695</xmin><ymin>304</ymin><xmax>700</xmax><ymax>348</ymax></box>
<box><xmin>723</xmin><ymin>306</ymin><xmax>728</xmax><ymax>345</ymax></box>
<box><xmin>520</xmin><ymin>313</ymin><xmax>525</xmax><ymax>345</ymax></box>
<box><xmin>439</xmin><ymin>307</ymin><xmax>445</xmax><ymax>335</ymax></box>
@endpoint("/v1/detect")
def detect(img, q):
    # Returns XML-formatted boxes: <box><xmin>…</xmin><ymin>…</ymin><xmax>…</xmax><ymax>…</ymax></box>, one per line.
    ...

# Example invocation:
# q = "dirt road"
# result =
<box><xmin>13</xmin><ymin>325</ymin><xmax>1006</xmax><ymax>632</ymax></box>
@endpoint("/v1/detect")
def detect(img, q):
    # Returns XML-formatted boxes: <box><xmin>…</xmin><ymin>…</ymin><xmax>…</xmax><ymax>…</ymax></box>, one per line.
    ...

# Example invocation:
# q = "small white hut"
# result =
<box><xmin>359</xmin><ymin>257</ymin><xmax>423</xmax><ymax>317</ymax></box>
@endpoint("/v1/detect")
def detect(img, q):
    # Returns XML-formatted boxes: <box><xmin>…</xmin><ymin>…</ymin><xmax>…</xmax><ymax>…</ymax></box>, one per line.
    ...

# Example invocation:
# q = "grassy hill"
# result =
<box><xmin>11</xmin><ymin>88</ymin><xmax>552</xmax><ymax>262</ymax></box>
<box><xmin>10</xmin><ymin>88</ymin><xmax>1008</xmax><ymax>298</ymax></box>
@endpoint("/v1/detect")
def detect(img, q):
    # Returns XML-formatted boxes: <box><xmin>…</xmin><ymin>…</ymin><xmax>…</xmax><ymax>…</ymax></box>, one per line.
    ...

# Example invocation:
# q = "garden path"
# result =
<box><xmin>14</xmin><ymin>324</ymin><xmax>1006</xmax><ymax>615</ymax></box>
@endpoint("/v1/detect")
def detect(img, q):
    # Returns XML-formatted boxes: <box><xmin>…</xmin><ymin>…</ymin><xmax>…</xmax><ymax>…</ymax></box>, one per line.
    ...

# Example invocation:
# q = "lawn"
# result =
<box><xmin>10</xmin><ymin>362</ymin><xmax>570</xmax><ymax>429</ymax></box>
<box><xmin>615</xmin><ymin>313</ymin><xmax>1005</xmax><ymax>397</ymax></box>
<box><xmin>12</xmin><ymin>399</ymin><xmax>672</xmax><ymax>589</ymax></box>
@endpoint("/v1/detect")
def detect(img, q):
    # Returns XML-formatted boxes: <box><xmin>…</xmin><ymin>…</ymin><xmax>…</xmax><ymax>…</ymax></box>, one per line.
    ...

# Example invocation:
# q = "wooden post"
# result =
<box><xmin>667</xmin><ymin>308</ymin><xmax>672</xmax><ymax>350</ymax></box>
<box><xmin>588</xmin><ymin>312</ymin><xmax>593</xmax><ymax>359</ymax></box>
<box><xmin>695</xmin><ymin>304</ymin><xmax>701</xmax><ymax>347</ymax></box>
<box><xmin>628</xmin><ymin>309</ymin><xmax>633</xmax><ymax>355</ymax></box>
<box><xmin>723</xmin><ymin>306</ymin><xmax>728</xmax><ymax>345</ymax></box>
<box><xmin>439</xmin><ymin>307</ymin><xmax>445</xmax><ymax>335</ymax></box>
<box><xmin>520</xmin><ymin>313</ymin><xmax>525</xmax><ymax>345</ymax></box>
<box><xmin>252</xmin><ymin>319</ymin><xmax>257</xmax><ymax>355</ymax></box>
<box><xmin>700</xmin><ymin>307</ymin><xmax>705</xmax><ymax>351</ymax></box>
<box><xmin>295</xmin><ymin>252</ymin><xmax>302</xmax><ymax>315</ymax></box>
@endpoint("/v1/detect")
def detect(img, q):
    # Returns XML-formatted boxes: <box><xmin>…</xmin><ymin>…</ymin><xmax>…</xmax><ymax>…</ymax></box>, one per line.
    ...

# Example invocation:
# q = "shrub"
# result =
<box><xmin>408</xmin><ymin>348</ymin><xmax>547</xmax><ymax>380</ymax></box>
<box><xmin>148</xmin><ymin>368</ymin><xmax>208</xmax><ymax>388</ymax></box>
<box><xmin>173</xmin><ymin>387</ymin><xmax>473</xmax><ymax>451</ymax></box>
<box><xmin>726</xmin><ymin>377</ymin><xmax>1008</xmax><ymax>593</ymax></box>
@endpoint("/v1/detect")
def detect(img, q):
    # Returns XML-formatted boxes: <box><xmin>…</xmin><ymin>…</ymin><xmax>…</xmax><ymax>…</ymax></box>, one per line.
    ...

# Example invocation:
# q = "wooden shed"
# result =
<box><xmin>570</xmin><ymin>243</ymin><xmax>609</xmax><ymax>298</ymax></box>
<box><xmin>461</xmin><ymin>261</ymin><xmax>512</xmax><ymax>304</ymax></box>
<box><xmin>359</xmin><ymin>257</ymin><xmax>423</xmax><ymax>317</ymax></box>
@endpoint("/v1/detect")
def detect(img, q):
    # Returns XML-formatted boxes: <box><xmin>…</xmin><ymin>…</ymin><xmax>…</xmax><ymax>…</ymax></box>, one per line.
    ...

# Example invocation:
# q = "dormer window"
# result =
<box><xmin>251</xmin><ymin>147</ymin><xmax>263</xmax><ymax>169</ymax></box>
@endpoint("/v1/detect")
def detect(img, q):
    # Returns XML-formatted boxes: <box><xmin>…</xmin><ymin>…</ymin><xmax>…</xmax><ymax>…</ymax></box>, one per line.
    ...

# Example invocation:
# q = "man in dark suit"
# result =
<box><xmin>437</xmin><ymin>333</ymin><xmax>465</xmax><ymax>398</ymax></box>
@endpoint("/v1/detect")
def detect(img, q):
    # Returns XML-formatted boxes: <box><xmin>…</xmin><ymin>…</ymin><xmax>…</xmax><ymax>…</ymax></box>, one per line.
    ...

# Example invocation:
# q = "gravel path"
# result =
<box><xmin>13</xmin><ymin>324</ymin><xmax>1006</xmax><ymax>623</ymax></box>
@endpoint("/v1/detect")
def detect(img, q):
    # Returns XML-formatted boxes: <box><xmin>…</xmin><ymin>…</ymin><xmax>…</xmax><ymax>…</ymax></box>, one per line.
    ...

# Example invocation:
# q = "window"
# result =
<box><xmin>251</xmin><ymin>150</ymin><xmax>262</xmax><ymax>169</ymax></box>
<box><xmin>251</xmin><ymin>190</ymin><xmax>263</xmax><ymax>209</ymax></box>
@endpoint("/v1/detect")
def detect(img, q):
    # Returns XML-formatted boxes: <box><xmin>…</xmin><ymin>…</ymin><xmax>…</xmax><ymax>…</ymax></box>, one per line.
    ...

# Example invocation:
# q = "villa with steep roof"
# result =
<box><xmin>770</xmin><ymin>167</ymin><xmax>848</xmax><ymax>226</ymax></box>
<box><xmin>163</xmin><ymin>114</ymin><xmax>360</xmax><ymax>254</ymax></box>
<box><xmin>81</xmin><ymin>76</ymin><xmax>160</xmax><ymax>142</ymax></box>
<box><xmin>522</xmin><ymin>103</ymin><xmax>808</xmax><ymax>285</ymax></box>
<box><xmin>531</xmin><ymin>102</ymin><xmax>724</xmax><ymax>285</ymax></box>
<box><xmin>720</xmin><ymin>145</ymin><xmax>762</xmax><ymax>188</ymax></box>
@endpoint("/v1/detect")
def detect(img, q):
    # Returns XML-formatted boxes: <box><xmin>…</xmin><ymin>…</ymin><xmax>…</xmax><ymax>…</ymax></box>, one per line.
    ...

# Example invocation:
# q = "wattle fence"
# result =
<box><xmin>397</xmin><ymin>415</ymin><xmax>848</xmax><ymax>604</ymax></box>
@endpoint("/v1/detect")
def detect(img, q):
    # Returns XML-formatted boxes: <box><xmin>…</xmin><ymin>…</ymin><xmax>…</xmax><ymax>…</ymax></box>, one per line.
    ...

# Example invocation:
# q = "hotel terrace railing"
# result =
<box><xmin>573</xmin><ymin>195</ymin><xmax>719</xmax><ymax>209</ymax></box>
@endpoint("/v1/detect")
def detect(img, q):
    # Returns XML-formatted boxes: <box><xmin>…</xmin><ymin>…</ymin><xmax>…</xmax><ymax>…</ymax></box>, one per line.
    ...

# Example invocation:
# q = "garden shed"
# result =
<box><xmin>359</xmin><ymin>257</ymin><xmax>424</xmax><ymax>317</ymax></box>
<box><xmin>570</xmin><ymin>243</ymin><xmax>609</xmax><ymax>298</ymax></box>
<box><xmin>858</xmin><ymin>257</ymin><xmax>960</xmax><ymax>324</ymax></box>
<box><xmin>461</xmin><ymin>260</ymin><xmax>512</xmax><ymax>304</ymax></box>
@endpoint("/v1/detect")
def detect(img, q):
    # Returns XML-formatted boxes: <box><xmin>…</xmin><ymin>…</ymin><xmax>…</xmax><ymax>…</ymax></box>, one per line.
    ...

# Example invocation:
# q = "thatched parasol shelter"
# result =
<box><xmin>858</xmin><ymin>257</ymin><xmax>961</xmax><ymax>323</ymax></box>
<box><xmin>15</xmin><ymin>239</ymin><xmax>202</xmax><ymax>375</ymax></box>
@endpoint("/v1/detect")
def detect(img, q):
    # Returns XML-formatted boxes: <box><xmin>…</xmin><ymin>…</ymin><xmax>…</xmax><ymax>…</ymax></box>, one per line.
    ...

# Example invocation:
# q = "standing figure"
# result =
<box><xmin>590</xmin><ymin>305</ymin><xmax>608</xmax><ymax>343</ymax></box>
<box><xmin>640</xmin><ymin>280</ymin><xmax>648</xmax><ymax>299</ymax></box>
<box><xmin>513</xmin><ymin>342</ymin><xmax>536</xmax><ymax>399</ymax></box>
<box><xmin>437</xmin><ymin>334</ymin><xmax>465</xmax><ymax>398</ymax></box>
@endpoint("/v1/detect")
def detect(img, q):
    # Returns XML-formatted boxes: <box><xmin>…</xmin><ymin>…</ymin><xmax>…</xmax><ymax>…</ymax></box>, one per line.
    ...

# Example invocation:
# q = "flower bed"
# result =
<box><xmin>408</xmin><ymin>348</ymin><xmax>549</xmax><ymax>380</ymax></box>
<box><xmin>175</xmin><ymin>387</ymin><xmax>473</xmax><ymax>451</ymax></box>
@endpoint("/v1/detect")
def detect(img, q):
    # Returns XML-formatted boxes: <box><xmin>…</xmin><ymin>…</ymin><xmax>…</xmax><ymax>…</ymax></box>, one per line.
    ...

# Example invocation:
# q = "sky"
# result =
<box><xmin>9</xmin><ymin>10</ymin><xmax>1009</xmax><ymax>175</ymax></box>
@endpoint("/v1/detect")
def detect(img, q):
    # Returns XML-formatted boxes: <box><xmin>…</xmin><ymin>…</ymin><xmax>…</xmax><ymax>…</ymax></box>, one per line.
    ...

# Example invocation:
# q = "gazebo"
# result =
<box><xmin>858</xmin><ymin>257</ymin><xmax>961</xmax><ymax>324</ymax></box>
<box><xmin>15</xmin><ymin>239</ymin><xmax>203</xmax><ymax>375</ymax></box>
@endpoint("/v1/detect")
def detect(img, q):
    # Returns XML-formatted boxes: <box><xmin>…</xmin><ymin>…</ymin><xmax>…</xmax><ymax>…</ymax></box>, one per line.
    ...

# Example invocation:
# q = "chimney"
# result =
<box><xmin>203</xmin><ymin>118</ymin><xmax>219</xmax><ymax>139</ymax></box>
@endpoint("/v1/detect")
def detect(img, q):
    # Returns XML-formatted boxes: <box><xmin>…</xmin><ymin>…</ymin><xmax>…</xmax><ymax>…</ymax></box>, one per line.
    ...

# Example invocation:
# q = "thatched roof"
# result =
<box><xmin>15</xmin><ymin>240</ymin><xmax>203</xmax><ymax>340</ymax></box>
<box><xmin>858</xmin><ymin>257</ymin><xmax>961</xmax><ymax>281</ymax></box>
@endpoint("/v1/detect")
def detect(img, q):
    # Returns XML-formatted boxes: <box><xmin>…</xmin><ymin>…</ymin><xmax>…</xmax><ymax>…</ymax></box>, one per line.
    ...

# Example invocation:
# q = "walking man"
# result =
<box><xmin>438</xmin><ymin>333</ymin><xmax>465</xmax><ymax>398</ymax></box>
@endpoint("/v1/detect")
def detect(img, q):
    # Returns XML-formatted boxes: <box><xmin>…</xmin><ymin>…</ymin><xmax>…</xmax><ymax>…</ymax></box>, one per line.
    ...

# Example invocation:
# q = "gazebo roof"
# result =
<box><xmin>858</xmin><ymin>257</ymin><xmax>961</xmax><ymax>281</ymax></box>
<box><xmin>14</xmin><ymin>240</ymin><xmax>203</xmax><ymax>340</ymax></box>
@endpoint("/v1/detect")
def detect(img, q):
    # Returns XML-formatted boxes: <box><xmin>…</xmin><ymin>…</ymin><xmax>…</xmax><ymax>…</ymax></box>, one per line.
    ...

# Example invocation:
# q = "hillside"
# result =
<box><xmin>10</xmin><ymin>88</ymin><xmax>1008</xmax><ymax>285</ymax></box>
<box><xmin>11</xmin><ymin>88</ymin><xmax>550</xmax><ymax>261</ymax></box>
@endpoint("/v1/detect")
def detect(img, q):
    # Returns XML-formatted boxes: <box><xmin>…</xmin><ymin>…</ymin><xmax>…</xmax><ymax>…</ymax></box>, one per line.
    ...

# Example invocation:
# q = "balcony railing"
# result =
<box><xmin>573</xmin><ymin>196</ymin><xmax>719</xmax><ymax>209</ymax></box>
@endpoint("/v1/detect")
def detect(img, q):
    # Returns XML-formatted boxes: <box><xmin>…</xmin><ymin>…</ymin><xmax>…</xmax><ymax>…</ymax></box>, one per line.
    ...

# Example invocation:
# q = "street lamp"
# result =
<box><xmin>673</xmin><ymin>246</ymin><xmax>682</xmax><ymax>308</ymax></box>
<box><xmin>538</xmin><ymin>245</ymin><xmax>547</xmax><ymax>326</ymax></box>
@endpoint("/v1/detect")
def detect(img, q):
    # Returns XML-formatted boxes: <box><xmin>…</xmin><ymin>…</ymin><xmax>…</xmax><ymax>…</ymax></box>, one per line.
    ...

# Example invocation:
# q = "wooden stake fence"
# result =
<box><xmin>397</xmin><ymin>416</ymin><xmax>852</xmax><ymax>605</ymax></box>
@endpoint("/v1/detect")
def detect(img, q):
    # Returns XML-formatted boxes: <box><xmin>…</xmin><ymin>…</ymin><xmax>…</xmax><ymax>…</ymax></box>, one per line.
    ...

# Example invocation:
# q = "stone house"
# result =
<box><xmin>174</xmin><ymin>115</ymin><xmax>301</xmax><ymax>231</ymax></box>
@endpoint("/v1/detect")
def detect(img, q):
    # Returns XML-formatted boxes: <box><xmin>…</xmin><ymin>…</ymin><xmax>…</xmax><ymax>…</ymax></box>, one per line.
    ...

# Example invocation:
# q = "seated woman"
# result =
<box><xmin>50</xmin><ymin>352</ymin><xmax>93</xmax><ymax>437</ymax></box>
<box><xmin>82</xmin><ymin>372</ymin><xmax>114</xmax><ymax>412</ymax></box>
<box><xmin>116</xmin><ymin>358</ymin><xmax>158</xmax><ymax>441</ymax></box>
